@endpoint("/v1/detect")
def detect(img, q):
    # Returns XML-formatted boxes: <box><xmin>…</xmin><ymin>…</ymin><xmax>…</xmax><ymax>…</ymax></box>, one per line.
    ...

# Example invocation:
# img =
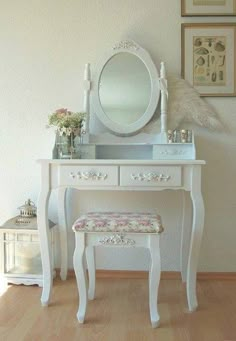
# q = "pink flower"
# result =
<box><xmin>116</xmin><ymin>220</ymin><xmax>129</xmax><ymax>226</ymax></box>
<box><xmin>95</xmin><ymin>220</ymin><xmax>107</xmax><ymax>227</ymax></box>
<box><xmin>56</xmin><ymin>108</ymin><xmax>68</xmax><ymax>114</ymax></box>
<box><xmin>139</xmin><ymin>220</ymin><xmax>151</xmax><ymax>226</ymax></box>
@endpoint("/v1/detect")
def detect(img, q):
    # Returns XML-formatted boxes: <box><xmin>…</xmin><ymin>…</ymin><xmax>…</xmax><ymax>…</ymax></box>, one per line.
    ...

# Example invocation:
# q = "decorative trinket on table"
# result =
<box><xmin>48</xmin><ymin>108</ymin><xmax>86</xmax><ymax>159</ymax></box>
<box><xmin>16</xmin><ymin>199</ymin><xmax>37</xmax><ymax>224</ymax></box>
<box><xmin>167</xmin><ymin>129</ymin><xmax>192</xmax><ymax>143</ymax></box>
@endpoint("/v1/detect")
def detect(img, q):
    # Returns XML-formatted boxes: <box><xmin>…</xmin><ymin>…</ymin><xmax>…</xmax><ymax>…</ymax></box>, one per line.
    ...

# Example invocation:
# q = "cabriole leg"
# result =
<box><xmin>86</xmin><ymin>246</ymin><xmax>96</xmax><ymax>300</ymax></box>
<box><xmin>180</xmin><ymin>190</ymin><xmax>192</xmax><ymax>283</ymax></box>
<box><xmin>37</xmin><ymin>181</ymin><xmax>52</xmax><ymax>306</ymax></box>
<box><xmin>149</xmin><ymin>234</ymin><xmax>161</xmax><ymax>328</ymax></box>
<box><xmin>58</xmin><ymin>187</ymin><xmax>68</xmax><ymax>281</ymax></box>
<box><xmin>73</xmin><ymin>233</ymin><xmax>88</xmax><ymax>323</ymax></box>
<box><xmin>187</xmin><ymin>166</ymin><xmax>205</xmax><ymax>311</ymax></box>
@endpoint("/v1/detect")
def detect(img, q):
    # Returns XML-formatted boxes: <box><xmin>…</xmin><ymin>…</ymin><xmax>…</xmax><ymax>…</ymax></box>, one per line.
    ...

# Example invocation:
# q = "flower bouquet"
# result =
<box><xmin>48</xmin><ymin>108</ymin><xmax>86</xmax><ymax>159</ymax></box>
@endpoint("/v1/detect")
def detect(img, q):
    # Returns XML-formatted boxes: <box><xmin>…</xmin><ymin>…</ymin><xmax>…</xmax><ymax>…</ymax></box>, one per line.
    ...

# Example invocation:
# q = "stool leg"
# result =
<box><xmin>73</xmin><ymin>233</ymin><xmax>88</xmax><ymax>323</ymax></box>
<box><xmin>149</xmin><ymin>234</ymin><xmax>161</xmax><ymax>328</ymax></box>
<box><xmin>86</xmin><ymin>246</ymin><xmax>96</xmax><ymax>300</ymax></box>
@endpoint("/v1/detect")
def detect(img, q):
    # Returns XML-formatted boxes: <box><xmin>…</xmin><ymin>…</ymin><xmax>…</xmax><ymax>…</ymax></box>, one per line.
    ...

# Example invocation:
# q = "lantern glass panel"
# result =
<box><xmin>4</xmin><ymin>231</ymin><xmax>42</xmax><ymax>275</ymax></box>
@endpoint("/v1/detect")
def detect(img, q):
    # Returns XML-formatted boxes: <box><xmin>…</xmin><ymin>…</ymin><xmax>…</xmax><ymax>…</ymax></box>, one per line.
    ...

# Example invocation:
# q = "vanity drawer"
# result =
<box><xmin>120</xmin><ymin>166</ymin><xmax>181</xmax><ymax>187</ymax></box>
<box><xmin>59</xmin><ymin>165</ymin><xmax>118</xmax><ymax>187</ymax></box>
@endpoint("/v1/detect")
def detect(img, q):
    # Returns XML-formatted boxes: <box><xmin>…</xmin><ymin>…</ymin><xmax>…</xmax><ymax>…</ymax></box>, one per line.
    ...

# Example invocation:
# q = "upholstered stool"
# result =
<box><xmin>72</xmin><ymin>212</ymin><xmax>164</xmax><ymax>328</ymax></box>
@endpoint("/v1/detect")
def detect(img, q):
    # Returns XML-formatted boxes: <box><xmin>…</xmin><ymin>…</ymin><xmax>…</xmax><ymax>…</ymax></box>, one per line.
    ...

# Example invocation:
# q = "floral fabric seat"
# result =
<box><xmin>72</xmin><ymin>211</ymin><xmax>164</xmax><ymax>328</ymax></box>
<box><xmin>72</xmin><ymin>212</ymin><xmax>164</xmax><ymax>234</ymax></box>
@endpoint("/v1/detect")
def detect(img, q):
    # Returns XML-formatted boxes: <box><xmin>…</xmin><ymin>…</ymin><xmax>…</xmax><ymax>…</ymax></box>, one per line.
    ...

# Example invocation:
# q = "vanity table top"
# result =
<box><xmin>38</xmin><ymin>159</ymin><xmax>206</xmax><ymax>165</ymax></box>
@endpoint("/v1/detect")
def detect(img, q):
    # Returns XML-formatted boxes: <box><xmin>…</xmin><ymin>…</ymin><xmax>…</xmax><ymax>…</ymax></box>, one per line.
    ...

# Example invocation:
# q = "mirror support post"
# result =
<box><xmin>160</xmin><ymin>62</ymin><xmax>168</xmax><ymax>143</ymax></box>
<box><xmin>82</xmin><ymin>63</ymin><xmax>91</xmax><ymax>143</ymax></box>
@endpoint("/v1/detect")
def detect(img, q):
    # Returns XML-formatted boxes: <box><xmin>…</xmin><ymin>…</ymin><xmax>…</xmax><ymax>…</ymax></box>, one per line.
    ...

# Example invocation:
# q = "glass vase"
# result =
<box><xmin>56</xmin><ymin>133</ymin><xmax>81</xmax><ymax>159</ymax></box>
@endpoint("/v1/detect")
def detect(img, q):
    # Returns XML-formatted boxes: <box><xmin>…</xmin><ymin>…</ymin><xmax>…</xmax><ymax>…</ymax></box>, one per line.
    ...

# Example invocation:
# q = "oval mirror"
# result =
<box><xmin>92</xmin><ymin>41</ymin><xmax>160</xmax><ymax>135</ymax></box>
<box><xmin>99</xmin><ymin>52</ymin><xmax>151</xmax><ymax>126</ymax></box>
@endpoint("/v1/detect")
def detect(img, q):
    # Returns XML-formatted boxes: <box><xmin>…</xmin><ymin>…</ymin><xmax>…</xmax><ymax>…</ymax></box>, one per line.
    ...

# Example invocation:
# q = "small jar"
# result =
<box><xmin>187</xmin><ymin>130</ymin><xmax>192</xmax><ymax>143</ymax></box>
<box><xmin>181</xmin><ymin>130</ymin><xmax>187</xmax><ymax>143</ymax></box>
<box><xmin>172</xmin><ymin>130</ymin><xmax>180</xmax><ymax>143</ymax></box>
<box><xmin>167</xmin><ymin>130</ymin><xmax>173</xmax><ymax>143</ymax></box>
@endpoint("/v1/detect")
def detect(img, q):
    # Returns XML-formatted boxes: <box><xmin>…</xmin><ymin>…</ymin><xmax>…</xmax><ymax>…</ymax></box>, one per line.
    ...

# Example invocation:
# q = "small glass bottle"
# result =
<box><xmin>181</xmin><ymin>130</ymin><xmax>187</xmax><ymax>143</ymax></box>
<box><xmin>187</xmin><ymin>130</ymin><xmax>192</xmax><ymax>143</ymax></box>
<box><xmin>167</xmin><ymin>130</ymin><xmax>173</xmax><ymax>143</ymax></box>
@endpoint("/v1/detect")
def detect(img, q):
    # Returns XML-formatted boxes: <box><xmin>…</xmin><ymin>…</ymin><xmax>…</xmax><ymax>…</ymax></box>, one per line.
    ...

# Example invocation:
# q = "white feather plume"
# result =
<box><xmin>143</xmin><ymin>76</ymin><xmax>224</xmax><ymax>134</ymax></box>
<box><xmin>167</xmin><ymin>76</ymin><xmax>224</xmax><ymax>131</ymax></box>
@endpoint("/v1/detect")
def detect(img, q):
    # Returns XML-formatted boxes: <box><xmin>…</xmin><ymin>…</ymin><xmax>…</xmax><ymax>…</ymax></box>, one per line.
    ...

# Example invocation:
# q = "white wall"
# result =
<box><xmin>0</xmin><ymin>0</ymin><xmax>236</xmax><ymax>271</ymax></box>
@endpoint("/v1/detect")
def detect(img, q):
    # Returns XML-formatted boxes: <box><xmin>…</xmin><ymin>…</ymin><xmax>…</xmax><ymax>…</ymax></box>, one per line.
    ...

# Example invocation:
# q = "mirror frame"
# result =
<box><xmin>92</xmin><ymin>41</ymin><xmax>160</xmax><ymax>135</ymax></box>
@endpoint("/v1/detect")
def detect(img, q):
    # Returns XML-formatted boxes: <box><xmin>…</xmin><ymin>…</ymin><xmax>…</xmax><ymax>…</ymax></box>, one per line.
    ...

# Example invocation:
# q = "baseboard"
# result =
<box><xmin>56</xmin><ymin>269</ymin><xmax>236</xmax><ymax>280</ymax></box>
<box><xmin>197</xmin><ymin>272</ymin><xmax>236</xmax><ymax>280</ymax></box>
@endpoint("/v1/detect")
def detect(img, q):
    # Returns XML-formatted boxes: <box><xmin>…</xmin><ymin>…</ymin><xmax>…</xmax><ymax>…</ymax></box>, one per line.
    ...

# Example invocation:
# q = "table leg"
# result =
<box><xmin>58</xmin><ymin>188</ymin><xmax>68</xmax><ymax>280</ymax></box>
<box><xmin>180</xmin><ymin>190</ymin><xmax>192</xmax><ymax>283</ymax></box>
<box><xmin>187</xmin><ymin>166</ymin><xmax>205</xmax><ymax>311</ymax></box>
<box><xmin>86</xmin><ymin>246</ymin><xmax>96</xmax><ymax>300</ymax></box>
<box><xmin>37</xmin><ymin>163</ymin><xmax>52</xmax><ymax>306</ymax></box>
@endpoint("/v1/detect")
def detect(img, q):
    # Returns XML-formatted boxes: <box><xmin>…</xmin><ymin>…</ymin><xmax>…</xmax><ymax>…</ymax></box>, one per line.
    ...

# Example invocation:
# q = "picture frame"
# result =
<box><xmin>181</xmin><ymin>23</ymin><xmax>236</xmax><ymax>96</ymax></box>
<box><xmin>181</xmin><ymin>0</ymin><xmax>236</xmax><ymax>16</ymax></box>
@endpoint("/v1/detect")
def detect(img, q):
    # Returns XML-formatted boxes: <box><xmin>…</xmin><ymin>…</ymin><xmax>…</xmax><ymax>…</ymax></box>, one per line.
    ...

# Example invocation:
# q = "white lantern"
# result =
<box><xmin>0</xmin><ymin>216</ymin><xmax>55</xmax><ymax>287</ymax></box>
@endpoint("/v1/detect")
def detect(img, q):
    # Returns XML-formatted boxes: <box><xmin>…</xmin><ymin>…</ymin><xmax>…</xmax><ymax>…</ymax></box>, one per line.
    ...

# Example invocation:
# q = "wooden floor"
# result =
<box><xmin>0</xmin><ymin>277</ymin><xmax>236</xmax><ymax>341</ymax></box>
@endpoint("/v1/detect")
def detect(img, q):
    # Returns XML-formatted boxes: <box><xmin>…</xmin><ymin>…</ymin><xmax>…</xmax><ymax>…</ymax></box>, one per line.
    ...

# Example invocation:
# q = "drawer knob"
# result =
<box><xmin>77</xmin><ymin>171</ymin><xmax>108</xmax><ymax>181</ymax></box>
<box><xmin>131</xmin><ymin>172</ymin><xmax>170</xmax><ymax>182</ymax></box>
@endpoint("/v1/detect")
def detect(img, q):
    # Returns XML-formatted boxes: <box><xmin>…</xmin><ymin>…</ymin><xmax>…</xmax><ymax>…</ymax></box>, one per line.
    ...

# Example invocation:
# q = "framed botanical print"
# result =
<box><xmin>181</xmin><ymin>0</ymin><xmax>236</xmax><ymax>16</ymax></box>
<box><xmin>181</xmin><ymin>23</ymin><xmax>236</xmax><ymax>96</ymax></box>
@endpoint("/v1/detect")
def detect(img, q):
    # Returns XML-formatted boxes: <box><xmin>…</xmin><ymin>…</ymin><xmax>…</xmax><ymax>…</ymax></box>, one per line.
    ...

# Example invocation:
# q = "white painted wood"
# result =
<box><xmin>153</xmin><ymin>143</ymin><xmax>196</xmax><ymax>160</ymax></box>
<box><xmin>90</xmin><ymin>131</ymin><xmax>163</xmax><ymax>143</ymax></box>
<box><xmin>2</xmin><ymin>277</ymin><xmax>43</xmax><ymax>287</ymax></box>
<box><xmin>73</xmin><ymin>233</ymin><xmax>88</xmax><ymax>323</ymax></box>
<box><xmin>37</xmin><ymin>162</ymin><xmax>53</xmax><ymax>306</ymax></box>
<box><xmin>80</xmin><ymin>144</ymin><xmax>96</xmax><ymax>159</ymax></box>
<box><xmin>91</xmin><ymin>40</ymin><xmax>160</xmax><ymax>136</ymax></box>
<box><xmin>149</xmin><ymin>234</ymin><xmax>161</xmax><ymax>328</ymax></box>
<box><xmin>82</xmin><ymin>63</ymin><xmax>91</xmax><ymax>144</ymax></box>
<box><xmin>59</xmin><ymin>141</ymin><xmax>196</xmax><ymax>160</ymax></box>
<box><xmin>120</xmin><ymin>165</ymin><xmax>181</xmax><ymax>187</ymax></box>
<box><xmin>38</xmin><ymin>158</ymin><xmax>205</xmax><ymax>312</ymax></box>
<box><xmin>0</xmin><ymin>231</ymin><xmax>4</xmax><ymax>276</ymax></box>
<box><xmin>0</xmin><ymin>217</ymin><xmax>55</xmax><ymax>287</ymax></box>
<box><xmin>57</xmin><ymin>188</ymin><xmax>68</xmax><ymax>280</ymax></box>
<box><xmin>85</xmin><ymin>130</ymin><xmax>196</xmax><ymax>161</ymax></box>
<box><xmin>187</xmin><ymin>165</ymin><xmax>205</xmax><ymax>311</ymax></box>
<box><xmin>73</xmin><ymin>219</ymin><xmax>162</xmax><ymax>327</ymax></box>
<box><xmin>86</xmin><ymin>232</ymin><xmax>150</xmax><ymax>248</ymax></box>
<box><xmin>180</xmin><ymin>190</ymin><xmax>192</xmax><ymax>283</ymax></box>
<box><xmin>81</xmin><ymin>44</ymin><xmax>197</xmax><ymax>158</ymax></box>
<box><xmin>160</xmin><ymin>62</ymin><xmax>168</xmax><ymax>141</ymax></box>
<box><xmin>59</xmin><ymin>165</ymin><xmax>119</xmax><ymax>187</ymax></box>
<box><xmin>40</xmin><ymin>159</ymin><xmax>204</xmax><ymax>165</ymax></box>
<box><xmin>85</xmin><ymin>246</ymin><xmax>96</xmax><ymax>300</ymax></box>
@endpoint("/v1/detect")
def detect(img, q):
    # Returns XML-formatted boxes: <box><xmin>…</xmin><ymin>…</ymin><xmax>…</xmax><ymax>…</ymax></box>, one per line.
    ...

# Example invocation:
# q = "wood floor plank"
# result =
<box><xmin>0</xmin><ymin>278</ymin><xmax>236</xmax><ymax>341</ymax></box>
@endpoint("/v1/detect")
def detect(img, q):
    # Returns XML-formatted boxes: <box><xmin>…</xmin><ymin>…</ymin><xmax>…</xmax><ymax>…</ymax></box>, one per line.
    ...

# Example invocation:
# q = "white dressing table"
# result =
<box><xmin>38</xmin><ymin>158</ymin><xmax>205</xmax><ymax>311</ymax></box>
<box><xmin>37</xmin><ymin>40</ymin><xmax>205</xmax><ymax>313</ymax></box>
